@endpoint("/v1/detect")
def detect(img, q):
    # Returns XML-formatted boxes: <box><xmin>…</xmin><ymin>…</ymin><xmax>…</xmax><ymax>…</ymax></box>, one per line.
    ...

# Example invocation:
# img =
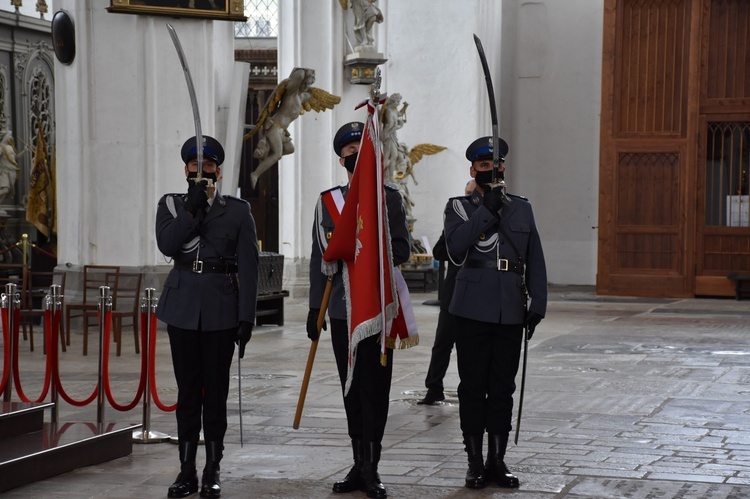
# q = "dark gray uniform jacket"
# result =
<box><xmin>155</xmin><ymin>191</ymin><xmax>259</xmax><ymax>331</ymax></box>
<box><xmin>443</xmin><ymin>189</ymin><xmax>547</xmax><ymax>324</ymax></box>
<box><xmin>309</xmin><ymin>184</ymin><xmax>411</xmax><ymax>320</ymax></box>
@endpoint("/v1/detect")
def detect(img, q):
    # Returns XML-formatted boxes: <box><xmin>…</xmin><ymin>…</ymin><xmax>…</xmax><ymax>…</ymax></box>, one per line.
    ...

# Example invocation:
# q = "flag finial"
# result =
<box><xmin>370</xmin><ymin>68</ymin><xmax>382</xmax><ymax>103</ymax></box>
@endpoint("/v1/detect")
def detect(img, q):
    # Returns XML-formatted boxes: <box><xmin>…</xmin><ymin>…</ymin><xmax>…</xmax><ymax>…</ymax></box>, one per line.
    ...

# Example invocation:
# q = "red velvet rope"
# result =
<box><xmin>13</xmin><ymin>307</ymin><xmax>52</xmax><ymax>403</ymax></box>
<box><xmin>0</xmin><ymin>308</ymin><xmax>10</xmax><ymax>394</ymax></box>
<box><xmin>102</xmin><ymin>309</ymin><xmax>146</xmax><ymax>411</ymax></box>
<box><xmin>30</xmin><ymin>244</ymin><xmax>57</xmax><ymax>259</ymax></box>
<box><xmin>53</xmin><ymin>307</ymin><xmax>98</xmax><ymax>406</ymax></box>
<box><xmin>148</xmin><ymin>312</ymin><xmax>176</xmax><ymax>412</ymax></box>
<box><xmin>0</xmin><ymin>243</ymin><xmax>18</xmax><ymax>256</ymax></box>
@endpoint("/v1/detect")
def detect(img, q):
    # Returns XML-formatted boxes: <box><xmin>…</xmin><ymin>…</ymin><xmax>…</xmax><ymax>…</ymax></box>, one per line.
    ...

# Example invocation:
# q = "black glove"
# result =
<box><xmin>482</xmin><ymin>186</ymin><xmax>505</xmax><ymax>215</ymax></box>
<box><xmin>236</xmin><ymin>321</ymin><xmax>253</xmax><ymax>359</ymax></box>
<box><xmin>525</xmin><ymin>311</ymin><xmax>543</xmax><ymax>340</ymax></box>
<box><xmin>184</xmin><ymin>179</ymin><xmax>209</xmax><ymax>216</ymax></box>
<box><xmin>306</xmin><ymin>308</ymin><xmax>327</xmax><ymax>341</ymax></box>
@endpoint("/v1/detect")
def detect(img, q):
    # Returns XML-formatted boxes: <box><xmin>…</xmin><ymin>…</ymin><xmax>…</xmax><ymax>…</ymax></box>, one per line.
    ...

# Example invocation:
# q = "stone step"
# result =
<box><xmin>0</xmin><ymin>401</ymin><xmax>54</xmax><ymax>440</ymax></box>
<box><xmin>0</xmin><ymin>420</ymin><xmax>141</xmax><ymax>493</ymax></box>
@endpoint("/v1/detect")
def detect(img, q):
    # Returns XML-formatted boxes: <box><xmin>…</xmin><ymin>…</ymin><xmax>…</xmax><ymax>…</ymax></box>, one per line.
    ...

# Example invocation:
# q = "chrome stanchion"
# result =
<box><xmin>96</xmin><ymin>285</ymin><xmax>112</xmax><ymax>425</ymax></box>
<box><xmin>133</xmin><ymin>287</ymin><xmax>170</xmax><ymax>443</ymax></box>
<box><xmin>1</xmin><ymin>282</ymin><xmax>19</xmax><ymax>402</ymax></box>
<box><xmin>49</xmin><ymin>284</ymin><xmax>62</xmax><ymax>423</ymax></box>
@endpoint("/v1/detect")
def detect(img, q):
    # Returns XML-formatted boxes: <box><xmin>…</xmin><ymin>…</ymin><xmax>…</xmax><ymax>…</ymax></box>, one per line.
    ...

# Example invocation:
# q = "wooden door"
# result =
<box><xmin>598</xmin><ymin>0</ymin><xmax>750</xmax><ymax>297</ymax></box>
<box><xmin>694</xmin><ymin>0</ymin><xmax>750</xmax><ymax>295</ymax></box>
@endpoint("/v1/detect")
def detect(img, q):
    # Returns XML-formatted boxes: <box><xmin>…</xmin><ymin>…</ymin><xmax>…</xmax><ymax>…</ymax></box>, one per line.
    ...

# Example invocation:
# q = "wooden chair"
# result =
<box><xmin>0</xmin><ymin>263</ymin><xmax>27</xmax><ymax>347</ymax></box>
<box><xmin>21</xmin><ymin>271</ymin><xmax>66</xmax><ymax>354</ymax></box>
<box><xmin>83</xmin><ymin>272</ymin><xmax>142</xmax><ymax>356</ymax></box>
<box><xmin>65</xmin><ymin>265</ymin><xmax>119</xmax><ymax>355</ymax></box>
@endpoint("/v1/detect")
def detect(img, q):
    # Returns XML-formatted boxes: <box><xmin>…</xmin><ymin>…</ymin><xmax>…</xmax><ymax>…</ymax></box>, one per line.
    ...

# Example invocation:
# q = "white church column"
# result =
<box><xmin>277</xmin><ymin>0</ymin><xmax>375</xmax><ymax>297</ymax></box>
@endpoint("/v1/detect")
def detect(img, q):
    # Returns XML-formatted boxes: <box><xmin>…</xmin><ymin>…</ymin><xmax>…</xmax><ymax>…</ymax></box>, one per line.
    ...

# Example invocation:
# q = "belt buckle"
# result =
<box><xmin>498</xmin><ymin>259</ymin><xmax>509</xmax><ymax>271</ymax></box>
<box><xmin>192</xmin><ymin>260</ymin><xmax>204</xmax><ymax>274</ymax></box>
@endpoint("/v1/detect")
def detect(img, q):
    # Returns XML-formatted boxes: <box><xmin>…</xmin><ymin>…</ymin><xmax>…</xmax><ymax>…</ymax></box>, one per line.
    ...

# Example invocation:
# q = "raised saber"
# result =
<box><xmin>167</xmin><ymin>23</ymin><xmax>204</xmax><ymax>178</ymax></box>
<box><xmin>475</xmin><ymin>33</ymin><xmax>526</xmax><ymax>441</ymax></box>
<box><xmin>473</xmin><ymin>34</ymin><xmax>505</xmax><ymax>191</ymax></box>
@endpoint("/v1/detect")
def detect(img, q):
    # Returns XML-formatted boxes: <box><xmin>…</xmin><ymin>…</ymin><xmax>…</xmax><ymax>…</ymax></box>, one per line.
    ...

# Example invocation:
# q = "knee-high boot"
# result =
<box><xmin>464</xmin><ymin>434</ymin><xmax>486</xmax><ymax>489</ymax></box>
<box><xmin>361</xmin><ymin>442</ymin><xmax>387</xmax><ymax>498</ymax></box>
<box><xmin>485</xmin><ymin>433</ymin><xmax>519</xmax><ymax>488</ymax></box>
<box><xmin>168</xmin><ymin>440</ymin><xmax>199</xmax><ymax>498</ymax></box>
<box><xmin>332</xmin><ymin>439</ymin><xmax>364</xmax><ymax>493</ymax></box>
<box><xmin>200</xmin><ymin>441</ymin><xmax>223</xmax><ymax>498</ymax></box>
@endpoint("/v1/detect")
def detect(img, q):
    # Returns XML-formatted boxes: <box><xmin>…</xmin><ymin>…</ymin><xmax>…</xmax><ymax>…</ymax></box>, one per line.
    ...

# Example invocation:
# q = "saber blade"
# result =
<box><xmin>473</xmin><ymin>34</ymin><xmax>501</xmax><ymax>185</ymax></box>
<box><xmin>167</xmin><ymin>23</ymin><xmax>204</xmax><ymax>177</ymax></box>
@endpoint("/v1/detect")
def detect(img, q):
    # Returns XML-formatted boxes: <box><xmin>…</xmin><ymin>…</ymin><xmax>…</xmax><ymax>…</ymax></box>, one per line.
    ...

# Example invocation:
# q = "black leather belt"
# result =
<box><xmin>174</xmin><ymin>261</ymin><xmax>238</xmax><ymax>274</ymax></box>
<box><xmin>463</xmin><ymin>259</ymin><xmax>524</xmax><ymax>274</ymax></box>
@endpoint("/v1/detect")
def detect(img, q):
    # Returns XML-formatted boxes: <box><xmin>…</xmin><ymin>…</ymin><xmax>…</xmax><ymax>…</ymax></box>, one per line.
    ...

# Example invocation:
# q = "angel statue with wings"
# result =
<box><xmin>244</xmin><ymin>67</ymin><xmax>341</xmax><ymax>188</ymax></box>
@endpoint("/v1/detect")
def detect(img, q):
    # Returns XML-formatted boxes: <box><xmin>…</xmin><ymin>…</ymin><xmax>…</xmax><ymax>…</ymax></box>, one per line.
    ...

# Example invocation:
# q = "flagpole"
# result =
<box><xmin>293</xmin><ymin>277</ymin><xmax>333</xmax><ymax>429</ymax></box>
<box><xmin>370</xmin><ymin>70</ymin><xmax>389</xmax><ymax>366</ymax></box>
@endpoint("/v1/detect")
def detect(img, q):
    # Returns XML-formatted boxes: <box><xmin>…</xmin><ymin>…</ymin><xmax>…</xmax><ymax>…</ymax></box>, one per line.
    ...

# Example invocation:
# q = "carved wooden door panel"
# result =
<box><xmin>694</xmin><ymin>0</ymin><xmax>750</xmax><ymax>296</ymax></box>
<box><xmin>598</xmin><ymin>0</ymin><xmax>695</xmax><ymax>297</ymax></box>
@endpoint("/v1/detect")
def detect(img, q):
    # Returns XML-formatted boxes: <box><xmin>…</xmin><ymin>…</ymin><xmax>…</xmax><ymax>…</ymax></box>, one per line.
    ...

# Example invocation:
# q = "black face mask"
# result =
<box><xmin>343</xmin><ymin>152</ymin><xmax>358</xmax><ymax>173</ymax></box>
<box><xmin>187</xmin><ymin>171</ymin><xmax>218</xmax><ymax>183</ymax></box>
<box><xmin>474</xmin><ymin>169</ymin><xmax>501</xmax><ymax>187</ymax></box>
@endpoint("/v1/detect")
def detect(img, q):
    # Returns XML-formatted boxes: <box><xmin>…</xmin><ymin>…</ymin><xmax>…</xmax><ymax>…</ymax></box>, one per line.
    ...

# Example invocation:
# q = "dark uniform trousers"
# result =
<box><xmin>424</xmin><ymin>309</ymin><xmax>457</xmax><ymax>394</ymax></box>
<box><xmin>167</xmin><ymin>325</ymin><xmax>237</xmax><ymax>443</ymax></box>
<box><xmin>330</xmin><ymin>318</ymin><xmax>393</xmax><ymax>444</ymax></box>
<box><xmin>455</xmin><ymin>318</ymin><xmax>523</xmax><ymax>435</ymax></box>
<box><xmin>423</xmin><ymin>235</ymin><xmax>460</xmax><ymax>395</ymax></box>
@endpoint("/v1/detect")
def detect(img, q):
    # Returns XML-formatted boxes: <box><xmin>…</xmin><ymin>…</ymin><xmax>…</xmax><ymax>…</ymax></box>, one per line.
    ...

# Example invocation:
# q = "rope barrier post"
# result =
<box><xmin>96</xmin><ymin>285</ymin><xmax>112</xmax><ymax>426</ymax></box>
<box><xmin>133</xmin><ymin>287</ymin><xmax>170</xmax><ymax>443</ymax></box>
<box><xmin>49</xmin><ymin>284</ymin><xmax>62</xmax><ymax>423</ymax></box>
<box><xmin>1</xmin><ymin>282</ymin><xmax>18</xmax><ymax>402</ymax></box>
<box><xmin>21</xmin><ymin>234</ymin><xmax>28</xmax><ymax>267</ymax></box>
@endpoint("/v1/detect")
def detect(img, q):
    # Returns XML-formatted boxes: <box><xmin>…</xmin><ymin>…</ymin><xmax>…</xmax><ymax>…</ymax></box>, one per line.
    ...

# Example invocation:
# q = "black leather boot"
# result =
<box><xmin>168</xmin><ymin>440</ymin><xmax>199</xmax><ymax>498</ymax></box>
<box><xmin>464</xmin><ymin>434</ymin><xmax>486</xmax><ymax>489</ymax></box>
<box><xmin>332</xmin><ymin>439</ymin><xmax>364</xmax><ymax>493</ymax></box>
<box><xmin>200</xmin><ymin>441</ymin><xmax>223</xmax><ymax>498</ymax></box>
<box><xmin>361</xmin><ymin>442</ymin><xmax>387</xmax><ymax>498</ymax></box>
<box><xmin>485</xmin><ymin>433</ymin><xmax>519</xmax><ymax>488</ymax></box>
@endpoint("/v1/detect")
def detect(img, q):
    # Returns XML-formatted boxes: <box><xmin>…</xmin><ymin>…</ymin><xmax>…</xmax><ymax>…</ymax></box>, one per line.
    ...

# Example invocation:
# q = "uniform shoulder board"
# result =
<box><xmin>508</xmin><ymin>193</ymin><xmax>529</xmax><ymax>201</ymax></box>
<box><xmin>385</xmin><ymin>184</ymin><xmax>400</xmax><ymax>192</ymax></box>
<box><xmin>321</xmin><ymin>185</ymin><xmax>344</xmax><ymax>196</ymax></box>
<box><xmin>447</xmin><ymin>194</ymin><xmax>470</xmax><ymax>201</ymax></box>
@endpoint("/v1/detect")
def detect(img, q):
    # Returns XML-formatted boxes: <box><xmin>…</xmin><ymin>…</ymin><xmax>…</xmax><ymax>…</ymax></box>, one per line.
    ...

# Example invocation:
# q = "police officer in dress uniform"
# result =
<box><xmin>444</xmin><ymin>137</ymin><xmax>547</xmax><ymax>490</ymax></box>
<box><xmin>307</xmin><ymin>122</ymin><xmax>411</xmax><ymax>498</ymax></box>
<box><xmin>156</xmin><ymin>135</ymin><xmax>259</xmax><ymax>499</ymax></box>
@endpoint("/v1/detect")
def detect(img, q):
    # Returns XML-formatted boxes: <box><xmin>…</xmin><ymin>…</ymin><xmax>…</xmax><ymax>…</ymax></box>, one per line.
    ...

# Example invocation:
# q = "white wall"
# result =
<box><xmin>505</xmin><ymin>1</ymin><xmax>603</xmax><ymax>285</ymax></box>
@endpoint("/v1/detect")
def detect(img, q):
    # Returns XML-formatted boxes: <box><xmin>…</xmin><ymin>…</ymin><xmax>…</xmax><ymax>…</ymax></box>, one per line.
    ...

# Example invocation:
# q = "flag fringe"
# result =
<box><xmin>384</xmin><ymin>333</ymin><xmax>420</xmax><ymax>350</ymax></box>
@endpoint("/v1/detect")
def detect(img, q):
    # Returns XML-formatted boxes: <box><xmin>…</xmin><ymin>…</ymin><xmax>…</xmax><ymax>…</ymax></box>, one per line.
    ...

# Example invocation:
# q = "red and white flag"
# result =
<box><xmin>323</xmin><ymin>99</ymin><xmax>400</xmax><ymax>395</ymax></box>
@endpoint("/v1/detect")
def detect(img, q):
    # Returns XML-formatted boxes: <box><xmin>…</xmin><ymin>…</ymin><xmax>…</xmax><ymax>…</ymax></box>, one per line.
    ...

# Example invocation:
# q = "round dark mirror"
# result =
<box><xmin>52</xmin><ymin>10</ymin><xmax>75</xmax><ymax>65</ymax></box>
